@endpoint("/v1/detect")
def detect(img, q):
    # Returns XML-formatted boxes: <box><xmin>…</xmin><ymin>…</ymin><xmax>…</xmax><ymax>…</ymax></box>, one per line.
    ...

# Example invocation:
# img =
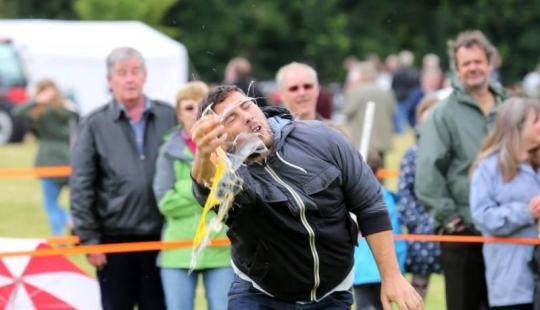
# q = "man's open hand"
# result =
<box><xmin>381</xmin><ymin>273</ymin><xmax>424</xmax><ymax>310</ymax></box>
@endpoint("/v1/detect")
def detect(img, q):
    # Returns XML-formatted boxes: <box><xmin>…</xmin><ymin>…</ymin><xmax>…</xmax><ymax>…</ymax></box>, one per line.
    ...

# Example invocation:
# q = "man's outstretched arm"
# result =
<box><xmin>366</xmin><ymin>231</ymin><xmax>424</xmax><ymax>310</ymax></box>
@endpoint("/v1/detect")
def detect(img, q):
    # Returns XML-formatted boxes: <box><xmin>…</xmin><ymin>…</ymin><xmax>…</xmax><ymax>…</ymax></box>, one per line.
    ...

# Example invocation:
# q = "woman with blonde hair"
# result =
<box><xmin>470</xmin><ymin>97</ymin><xmax>540</xmax><ymax>310</ymax></box>
<box><xmin>13</xmin><ymin>78</ymin><xmax>78</xmax><ymax>236</ymax></box>
<box><xmin>153</xmin><ymin>81</ymin><xmax>233</xmax><ymax>310</ymax></box>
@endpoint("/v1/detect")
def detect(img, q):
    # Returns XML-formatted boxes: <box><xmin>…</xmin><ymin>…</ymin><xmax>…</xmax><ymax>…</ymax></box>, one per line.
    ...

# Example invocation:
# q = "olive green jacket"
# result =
<box><xmin>414</xmin><ymin>79</ymin><xmax>508</xmax><ymax>231</ymax></box>
<box><xmin>13</xmin><ymin>100</ymin><xmax>78</xmax><ymax>184</ymax></box>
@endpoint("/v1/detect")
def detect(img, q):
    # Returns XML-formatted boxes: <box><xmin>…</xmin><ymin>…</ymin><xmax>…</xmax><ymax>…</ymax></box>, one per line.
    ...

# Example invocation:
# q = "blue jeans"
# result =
<box><xmin>160</xmin><ymin>267</ymin><xmax>234</xmax><ymax>310</ymax></box>
<box><xmin>41</xmin><ymin>178</ymin><xmax>69</xmax><ymax>236</ymax></box>
<box><xmin>227</xmin><ymin>276</ymin><xmax>354</xmax><ymax>309</ymax></box>
<box><xmin>394</xmin><ymin>101</ymin><xmax>410</xmax><ymax>134</ymax></box>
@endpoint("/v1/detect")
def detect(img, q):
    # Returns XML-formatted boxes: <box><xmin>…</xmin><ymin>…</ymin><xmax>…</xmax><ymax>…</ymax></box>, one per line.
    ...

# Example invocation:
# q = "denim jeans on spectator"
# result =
<box><xmin>40</xmin><ymin>178</ymin><xmax>69</xmax><ymax>236</ymax></box>
<box><xmin>227</xmin><ymin>275</ymin><xmax>353</xmax><ymax>310</ymax></box>
<box><xmin>394</xmin><ymin>102</ymin><xmax>410</xmax><ymax>134</ymax></box>
<box><xmin>161</xmin><ymin>267</ymin><xmax>234</xmax><ymax>310</ymax></box>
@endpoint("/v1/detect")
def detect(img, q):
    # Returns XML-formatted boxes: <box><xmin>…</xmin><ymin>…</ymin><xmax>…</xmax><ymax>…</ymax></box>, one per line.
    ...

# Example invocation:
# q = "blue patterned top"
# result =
<box><xmin>398</xmin><ymin>145</ymin><xmax>442</xmax><ymax>276</ymax></box>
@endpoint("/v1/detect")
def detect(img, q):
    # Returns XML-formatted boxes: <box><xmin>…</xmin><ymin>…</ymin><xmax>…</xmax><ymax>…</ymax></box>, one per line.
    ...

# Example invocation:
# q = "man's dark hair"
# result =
<box><xmin>197</xmin><ymin>85</ymin><xmax>246</xmax><ymax>119</ymax></box>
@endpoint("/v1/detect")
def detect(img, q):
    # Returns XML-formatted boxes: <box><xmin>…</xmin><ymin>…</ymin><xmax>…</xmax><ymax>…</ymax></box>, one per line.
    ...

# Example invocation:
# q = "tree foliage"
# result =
<box><xmin>3</xmin><ymin>0</ymin><xmax>540</xmax><ymax>84</ymax></box>
<box><xmin>0</xmin><ymin>0</ymin><xmax>76</xmax><ymax>19</ymax></box>
<box><xmin>74</xmin><ymin>0</ymin><xmax>177</xmax><ymax>37</ymax></box>
<box><xmin>165</xmin><ymin>0</ymin><xmax>540</xmax><ymax>84</ymax></box>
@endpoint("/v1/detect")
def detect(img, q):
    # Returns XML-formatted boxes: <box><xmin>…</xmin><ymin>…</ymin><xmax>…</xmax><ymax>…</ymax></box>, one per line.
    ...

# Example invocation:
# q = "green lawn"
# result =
<box><xmin>0</xmin><ymin>133</ymin><xmax>446</xmax><ymax>309</ymax></box>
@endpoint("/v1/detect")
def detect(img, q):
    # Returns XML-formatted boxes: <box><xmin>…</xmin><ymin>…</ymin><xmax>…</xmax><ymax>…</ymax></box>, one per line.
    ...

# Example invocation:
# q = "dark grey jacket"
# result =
<box><xmin>70</xmin><ymin>99</ymin><xmax>177</xmax><ymax>245</ymax></box>
<box><xmin>192</xmin><ymin>107</ymin><xmax>391</xmax><ymax>302</ymax></box>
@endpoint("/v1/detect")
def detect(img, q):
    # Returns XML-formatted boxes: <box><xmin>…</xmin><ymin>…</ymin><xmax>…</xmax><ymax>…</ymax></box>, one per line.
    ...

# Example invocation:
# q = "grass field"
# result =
<box><xmin>0</xmin><ymin>132</ymin><xmax>446</xmax><ymax>309</ymax></box>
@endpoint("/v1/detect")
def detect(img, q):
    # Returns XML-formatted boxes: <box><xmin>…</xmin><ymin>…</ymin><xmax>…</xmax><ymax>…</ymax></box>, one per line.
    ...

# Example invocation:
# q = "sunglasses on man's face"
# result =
<box><xmin>287</xmin><ymin>83</ymin><xmax>314</xmax><ymax>92</ymax></box>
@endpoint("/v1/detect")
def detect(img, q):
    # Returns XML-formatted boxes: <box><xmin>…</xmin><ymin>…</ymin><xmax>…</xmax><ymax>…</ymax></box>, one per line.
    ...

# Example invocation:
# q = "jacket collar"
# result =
<box><xmin>109</xmin><ymin>97</ymin><xmax>154</xmax><ymax>121</ymax></box>
<box><xmin>262</xmin><ymin>106</ymin><xmax>294</xmax><ymax>150</ymax></box>
<box><xmin>451</xmin><ymin>78</ymin><xmax>507</xmax><ymax>114</ymax></box>
<box><xmin>163</xmin><ymin>128</ymin><xmax>193</xmax><ymax>161</ymax></box>
<box><xmin>262</xmin><ymin>106</ymin><xmax>294</xmax><ymax>120</ymax></box>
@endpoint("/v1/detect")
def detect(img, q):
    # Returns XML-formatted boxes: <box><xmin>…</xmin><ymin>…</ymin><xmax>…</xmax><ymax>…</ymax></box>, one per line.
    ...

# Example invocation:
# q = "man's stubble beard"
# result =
<box><xmin>464</xmin><ymin>75</ymin><xmax>489</xmax><ymax>94</ymax></box>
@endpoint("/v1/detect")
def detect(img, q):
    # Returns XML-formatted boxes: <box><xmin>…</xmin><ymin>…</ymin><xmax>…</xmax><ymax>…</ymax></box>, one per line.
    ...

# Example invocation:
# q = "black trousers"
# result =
<box><xmin>96</xmin><ymin>235</ymin><xmax>165</xmax><ymax>310</ymax></box>
<box><xmin>440</xmin><ymin>236</ymin><xmax>489</xmax><ymax>310</ymax></box>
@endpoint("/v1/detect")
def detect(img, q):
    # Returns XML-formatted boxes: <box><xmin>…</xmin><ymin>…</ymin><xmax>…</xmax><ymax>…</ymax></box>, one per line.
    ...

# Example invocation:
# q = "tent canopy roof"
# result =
<box><xmin>0</xmin><ymin>19</ymin><xmax>186</xmax><ymax>59</ymax></box>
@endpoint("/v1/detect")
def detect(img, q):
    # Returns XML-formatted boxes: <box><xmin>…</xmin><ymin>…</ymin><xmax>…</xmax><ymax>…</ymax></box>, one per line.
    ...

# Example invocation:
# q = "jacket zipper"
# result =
<box><xmin>276</xmin><ymin>152</ymin><xmax>307</xmax><ymax>173</ymax></box>
<box><xmin>263</xmin><ymin>160</ymin><xmax>320</xmax><ymax>301</ymax></box>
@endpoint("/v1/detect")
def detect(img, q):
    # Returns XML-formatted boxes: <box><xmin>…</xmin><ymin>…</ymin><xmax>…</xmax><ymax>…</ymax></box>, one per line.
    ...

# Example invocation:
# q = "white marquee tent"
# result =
<box><xmin>0</xmin><ymin>19</ymin><xmax>188</xmax><ymax>115</ymax></box>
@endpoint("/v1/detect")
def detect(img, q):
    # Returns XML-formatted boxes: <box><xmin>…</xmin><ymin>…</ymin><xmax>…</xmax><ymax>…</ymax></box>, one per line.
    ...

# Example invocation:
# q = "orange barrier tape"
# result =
<box><xmin>45</xmin><ymin>235</ymin><xmax>80</xmax><ymax>245</ymax></box>
<box><xmin>0</xmin><ymin>166</ymin><xmax>400</xmax><ymax>179</ymax></box>
<box><xmin>0</xmin><ymin>238</ymin><xmax>232</xmax><ymax>258</ymax></box>
<box><xmin>0</xmin><ymin>166</ymin><xmax>72</xmax><ymax>179</ymax></box>
<box><xmin>3</xmin><ymin>234</ymin><xmax>539</xmax><ymax>258</ymax></box>
<box><xmin>376</xmin><ymin>169</ymin><xmax>399</xmax><ymax>179</ymax></box>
